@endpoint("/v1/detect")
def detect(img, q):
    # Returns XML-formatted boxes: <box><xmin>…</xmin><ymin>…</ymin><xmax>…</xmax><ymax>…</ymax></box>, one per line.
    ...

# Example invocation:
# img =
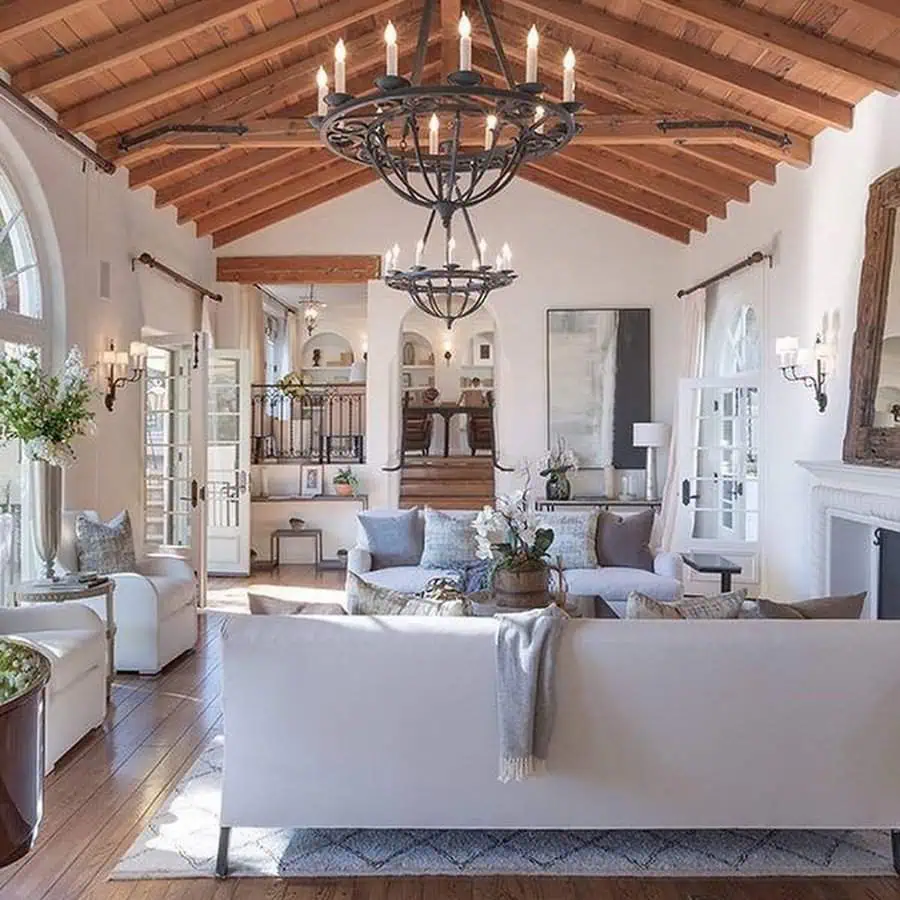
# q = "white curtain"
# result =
<box><xmin>283</xmin><ymin>310</ymin><xmax>304</xmax><ymax>376</ymax></box>
<box><xmin>655</xmin><ymin>291</ymin><xmax>706</xmax><ymax>551</ymax></box>
<box><xmin>238</xmin><ymin>284</ymin><xmax>265</xmax><ymax>384</ymax></box>
<box><xmin>200</xmin><ymin>296</ymin><xmax>216</xmax><ymax>349</ymax></box>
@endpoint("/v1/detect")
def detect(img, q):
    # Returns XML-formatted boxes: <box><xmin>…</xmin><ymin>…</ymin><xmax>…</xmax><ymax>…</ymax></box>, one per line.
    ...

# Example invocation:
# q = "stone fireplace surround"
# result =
<box><xmin>799</xmin><ymin>460</ymin><xmax>900</xmax><ymax>619</ymax></box>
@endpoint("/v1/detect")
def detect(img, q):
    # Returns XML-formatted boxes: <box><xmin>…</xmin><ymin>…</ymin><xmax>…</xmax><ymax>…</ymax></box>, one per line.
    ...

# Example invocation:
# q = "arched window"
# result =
<box><xmin>0</xmin><ymin>169</ymin><xmax>42</xmax><ymax>321</ymax></box>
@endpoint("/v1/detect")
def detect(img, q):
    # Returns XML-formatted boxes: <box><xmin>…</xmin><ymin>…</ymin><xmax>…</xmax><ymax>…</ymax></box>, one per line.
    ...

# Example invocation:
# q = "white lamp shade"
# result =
<box><xmin>633</xmin><ymin>422</ymin><xmax>669</xmax><ymax>448</ymax></box>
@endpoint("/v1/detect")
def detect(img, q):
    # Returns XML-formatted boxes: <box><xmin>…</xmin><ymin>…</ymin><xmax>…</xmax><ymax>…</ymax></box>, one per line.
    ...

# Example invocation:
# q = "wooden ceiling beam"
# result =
<box><xmin>217</xmin><ymin>254</ymin><xmax>382</xmax><ymax>283</ymax></box>
<box><xmin>503</xmin><ymin>0</ymin><xmax>854</xmax><ymax>130</ymax></box>
<box><xmin>178</xmin><ymin>150</ymin><xmax>331</xmax><ymax>223</ymax></box>
<box><xmin>834</xmin><ymin>0</ymin><xmax>900</xmax><ymax>20</ymax></box>
<box><xmin>636</xmin><ymin>0</ymin><xmax>900</xmax><ymax>94</ymax></box>
<box><xmin>475</xmin><ymin>18</ymin><xmax>811</xmax><ymax>166</ymax></box>
<box><xmin>59</xmin><ymin>0</ymin><xmax>406</xmax><ymax>133</ymax></box>
<box><xmin>129</xmin><ymin>150</ymin><xmax>224</xmax><ymax>190</ymax></box>
<box><xmin>531</xmin><ymin>156</ymin><xmax>708</xmax><ymax>232</ymax></box>
<box><xmin>520</xmin><ymin>165</ymin><xmax>690</xmax><ymax>243</ymax></box>
<box><xmin>0</xmin><ymin>0</ymin><xmax>100</xmax><ymax>46</ymax></box>
<box><xmin>14</xmin><ymin>0</ymin><xmax>272</xmax><ymax>96</ymax></box>
<box><xmin>212</xmin><ymin>168</ymin><xmax>377</xmax><ymax>247</ymax></box>
<box><xmin>610</xmin><ymin>146</ymin><xmax>750</xmax><ymax>202</ymax></box>
<box><xmin>194</xmin><ymin>159</ymin><xmax>360</xmax><ymax>236</ymax></box>
<box><xmin>441</xmin><ymin>0</ymin><xmax>461</xmax><ymax>80</ymax></box>
<box><xmin>681</xmin><ymin>146</ymin><xmax>777</xmax><ymax>184</ymax></box>
<box><xmin>561</xmin><ymin>147</ymin><xmax>727</xmax><ymax>218</ymax></box>
<box><xmin>155</xmin><ymin>149</ymin><xmax>293</xmax><ymax>209</ymax></box>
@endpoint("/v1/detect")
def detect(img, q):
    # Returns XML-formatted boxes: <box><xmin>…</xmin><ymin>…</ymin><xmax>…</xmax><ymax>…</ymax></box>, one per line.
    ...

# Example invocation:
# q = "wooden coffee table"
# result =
<box><xmin>467</xmin><ymin>591</ymin><xmax>618</xmax><ymax>619</ymax></box>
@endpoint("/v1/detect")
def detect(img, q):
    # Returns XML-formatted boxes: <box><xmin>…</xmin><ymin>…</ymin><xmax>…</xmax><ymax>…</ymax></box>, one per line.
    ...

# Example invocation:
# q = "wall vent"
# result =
<box><xmin>99</xmin><ymin>260</ymin><xmax>111</xmax><ymax>301</ymax></box>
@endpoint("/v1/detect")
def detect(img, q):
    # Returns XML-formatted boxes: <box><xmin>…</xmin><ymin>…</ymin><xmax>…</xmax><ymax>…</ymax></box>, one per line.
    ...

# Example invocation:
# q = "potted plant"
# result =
<box><xmin>0</xmin><ymin>639</ymin><xmax>51</xmax><ymax>868</ymax></box>
<box><xmin>473</xmin><ymin>490</ymin><xmax>555</xmax><ymax>606</ymax></box>
<box><xmin>0</xmin><ymin>347</ymin><xmax>95</xmax><ymax>581</ymax></box>
<box><xmin>539</xmin><ymin>436</ymin><xmax>579</xmax><ymax>501</ymax></box>
<box><xmin>332</xmin><ymin>467</ymin><xmax>359</xmax><ymax>496</ymax></box>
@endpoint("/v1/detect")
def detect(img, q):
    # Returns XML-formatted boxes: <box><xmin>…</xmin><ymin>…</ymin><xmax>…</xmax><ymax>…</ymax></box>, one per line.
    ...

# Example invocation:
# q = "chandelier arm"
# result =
<box><xmin>368</xmin><ymin>141</ymin><xmax>434</xmax><ymax>208</ymax></box>
<box><xmin>421</xmin><ymin>207</ymin><xmax>438</xmax><ymax>252</ymax></box>
<box><xmin>445</xmin><ymin>112</ymin><xmax>464</xmax><ymax>210</ymax></box>
<box><xmin>475</xmin><ymin>0</ymin><xmax>517</xmax><ymax>90</ymax></box>
<box><xmin>408</xmin><ymin>121</ymin><xmax>442</xmax><ymax>205</ymax></box>
<box><xmin>459</xmin><ymin>204</ymin><xmax>481</xmax><ymax>258</ymax></box>
<box><xmin>444</xmin><ymin>218</ymin><xmax>452</xmax><ymax>268</ymax></box>
<box><xmin>412</xmin><ymin>0</ymin><xmax>437</xmax><ymax>86</ymax></box>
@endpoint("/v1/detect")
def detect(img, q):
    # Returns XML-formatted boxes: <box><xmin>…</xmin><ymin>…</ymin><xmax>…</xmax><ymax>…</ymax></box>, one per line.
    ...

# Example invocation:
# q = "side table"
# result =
<box><xmin>270</xmin><ymin>528</ymin><xmax>323</xmax><ymax>569</ymax></box>
<box><xmin>13</xmin><ymin>578</ymin><xmax>116</xmax><ymax>701</ymax></box>
<box><xmin>681</xmin><ymin>553</ymin><xmax>742</xmax><ymax>593</ymax></box>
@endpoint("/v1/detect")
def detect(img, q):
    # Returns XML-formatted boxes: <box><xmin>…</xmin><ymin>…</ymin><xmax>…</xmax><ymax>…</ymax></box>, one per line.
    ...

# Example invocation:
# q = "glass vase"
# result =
<box><xmin>545</xmin><ymin>471</ymin><xmax>571</xmax><ymax>501</ymax></box>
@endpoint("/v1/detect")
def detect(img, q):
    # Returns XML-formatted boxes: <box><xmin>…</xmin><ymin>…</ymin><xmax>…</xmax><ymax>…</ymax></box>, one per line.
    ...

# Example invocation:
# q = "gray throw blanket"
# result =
<box><xmin>494</xmin><ymin>605</ymin><xmax>566</xmax><ymax>783</ymax></box>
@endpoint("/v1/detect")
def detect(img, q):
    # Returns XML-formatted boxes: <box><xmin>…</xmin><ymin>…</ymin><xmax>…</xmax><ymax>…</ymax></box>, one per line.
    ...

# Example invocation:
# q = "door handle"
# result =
<box><xmin>681</xmin><ymin>479</ymin><xmax>700</xmax><ymax>507</ymax></box>
<box><xmin>238</xmin><ymin>470</ymin><xmax>248</xmax><ymax>494</ymax></box>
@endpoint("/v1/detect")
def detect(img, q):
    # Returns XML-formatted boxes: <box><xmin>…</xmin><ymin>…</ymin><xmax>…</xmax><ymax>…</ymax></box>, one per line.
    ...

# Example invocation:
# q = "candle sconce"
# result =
<box><xmin>775</xmin><ymin>334</ymin><xmax>832</xmax><ymax>414</ymax></box>
<box><xmin>99</xmin><ymin>339</ymin><xmax>148</xmax><ymax>412</ymax></box>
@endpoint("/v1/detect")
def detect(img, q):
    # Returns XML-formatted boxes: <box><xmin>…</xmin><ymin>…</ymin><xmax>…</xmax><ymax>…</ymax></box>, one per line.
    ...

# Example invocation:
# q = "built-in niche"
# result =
<box><xmin>400</xmin><ymin>331</ymin><xmax>436</xmax><ymax>400</ymax></box>
<box><xmin>302</xmin><ymin>331</ymin><xmax>354</xmax><ymax>384</ymax></box>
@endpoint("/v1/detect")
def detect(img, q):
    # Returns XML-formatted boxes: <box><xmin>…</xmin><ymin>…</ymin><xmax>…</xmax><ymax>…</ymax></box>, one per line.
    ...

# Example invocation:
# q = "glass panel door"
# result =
<box><xmin>207</xmin><ymin>349</ymin><xmax>250</xmax><ymax>575</ymax></box>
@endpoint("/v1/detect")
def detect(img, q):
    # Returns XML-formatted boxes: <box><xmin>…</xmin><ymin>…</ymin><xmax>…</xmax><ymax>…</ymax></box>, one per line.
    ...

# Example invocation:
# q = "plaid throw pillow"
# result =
<box><xmin>75</xmin><ymin>511</ymin><xmax>137</xmax><ymax>574</ymax></box>
<box><xmin>626</xmin><ymin>589</ymin><xmax>746</xmax><ymax>620</ymax></box>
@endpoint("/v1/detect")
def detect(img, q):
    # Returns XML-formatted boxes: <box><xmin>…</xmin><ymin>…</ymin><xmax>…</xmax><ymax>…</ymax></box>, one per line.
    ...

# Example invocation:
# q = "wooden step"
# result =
<box><xmin>401</xmin><ymin>480</ymin><xmax>494</xmax><ymax>498</ymax></box>
<box><xmin>402</xmin><ymin>456</ymin><xmax>494</xmax><ymax>468</ymax></box>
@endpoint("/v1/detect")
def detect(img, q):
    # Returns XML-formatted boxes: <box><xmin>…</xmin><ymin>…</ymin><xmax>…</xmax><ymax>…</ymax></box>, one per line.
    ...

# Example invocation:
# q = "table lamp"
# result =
<box><xmin>633</xmin><ymin>422</ymin><xmax>670</xmax><ymax>502</ymax></box>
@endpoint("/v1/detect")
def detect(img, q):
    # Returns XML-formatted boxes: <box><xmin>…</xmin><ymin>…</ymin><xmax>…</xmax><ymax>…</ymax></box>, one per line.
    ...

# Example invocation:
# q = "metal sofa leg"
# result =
<box><xmin>892</xmin><ymin>830</ymin><xmax>900</xmax><ymax>875</ymax></box>
<box><xmin>216</xmin><ymin>826</ymin><xmax>231</xmax><ymax>878</ymax></box>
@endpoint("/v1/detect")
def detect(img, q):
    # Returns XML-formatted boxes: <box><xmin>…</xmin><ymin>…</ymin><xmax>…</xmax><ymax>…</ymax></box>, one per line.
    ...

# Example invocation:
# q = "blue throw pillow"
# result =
<box><xmin>358</xmin><ymin>508</ymin><xmax>423</xmax><ymax>569</ymax></box>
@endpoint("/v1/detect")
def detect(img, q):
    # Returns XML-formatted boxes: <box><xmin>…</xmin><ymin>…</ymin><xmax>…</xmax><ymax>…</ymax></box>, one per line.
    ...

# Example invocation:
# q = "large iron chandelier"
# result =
<box><xmin>308</xmin><ymin>0</ymin><xmax>581</xmax><ymax>216</ymax></box>
<box><xmin>383</xmin><ymin>202</ymin><xmax>516</xmax><ymax>329</ymax></box>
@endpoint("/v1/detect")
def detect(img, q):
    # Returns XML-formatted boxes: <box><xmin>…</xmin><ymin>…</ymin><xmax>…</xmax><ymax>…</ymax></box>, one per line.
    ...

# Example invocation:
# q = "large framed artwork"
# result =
<box><xmin>546</xmin><ymin>308</ymin><xmax>651</xmax><ymax>469</ymax></box>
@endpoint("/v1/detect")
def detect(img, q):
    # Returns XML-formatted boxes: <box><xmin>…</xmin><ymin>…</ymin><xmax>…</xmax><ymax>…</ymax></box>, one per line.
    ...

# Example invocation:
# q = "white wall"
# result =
<box><xmin>0</xmin><ymin>102</ymin><xmax>215</xmax><ymax>547</ymax></box>
<box><xmin>684</xmin><ymin>91</ymin><xmax>900</xmax><ymax>601</ymax></box>
<box><xmin>217</xmin><ymin>177</ymin><xmax>686</xmax><ymax>507</ymax></box>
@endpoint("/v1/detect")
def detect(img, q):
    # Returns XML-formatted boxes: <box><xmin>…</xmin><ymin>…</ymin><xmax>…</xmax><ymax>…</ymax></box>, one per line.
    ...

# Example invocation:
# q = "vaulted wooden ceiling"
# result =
<box><xmin>1</xmin><ymin>0</ymin><xmax>899</xmax><ymax>246</ymax></box>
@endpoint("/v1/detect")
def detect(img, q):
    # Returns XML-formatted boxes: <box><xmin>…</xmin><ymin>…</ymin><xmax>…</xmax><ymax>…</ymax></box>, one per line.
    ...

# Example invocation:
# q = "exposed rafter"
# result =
<box><xmin>0</xmin><ymin>0</ymin><xmax>100</xmax><ymax>46</ymax></box>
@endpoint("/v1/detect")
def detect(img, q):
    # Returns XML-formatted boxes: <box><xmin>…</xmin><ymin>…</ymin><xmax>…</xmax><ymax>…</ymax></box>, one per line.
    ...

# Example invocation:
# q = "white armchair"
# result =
<box><xmin>0</xmin><ymin>603</ymin><xmax>106</xmax><ymax>771</ymax></box>
<box><xmin>60</xmin><ymin>511</ymin><xmax>198</xmax><ymax>675</ymax></box>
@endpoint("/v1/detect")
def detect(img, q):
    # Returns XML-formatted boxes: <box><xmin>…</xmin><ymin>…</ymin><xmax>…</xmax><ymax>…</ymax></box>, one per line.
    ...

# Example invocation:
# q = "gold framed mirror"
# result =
<box><xmin>844</xmin><ymin>166</ymin><xmax>900</xmax><ymax>467</ymax></box>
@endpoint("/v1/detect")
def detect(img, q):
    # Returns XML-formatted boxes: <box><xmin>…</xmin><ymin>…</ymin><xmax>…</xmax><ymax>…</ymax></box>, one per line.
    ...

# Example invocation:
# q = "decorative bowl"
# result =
<box><xmin>289</xmin><ymin>517</ymin><xmax>305</xmax><ymax>530</ymax></box>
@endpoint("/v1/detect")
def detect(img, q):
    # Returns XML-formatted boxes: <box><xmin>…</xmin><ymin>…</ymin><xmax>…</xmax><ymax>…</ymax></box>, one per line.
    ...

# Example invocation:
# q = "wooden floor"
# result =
<box><xmin>4</xmin><ymin>566</ymin><xmax>900</xmax><ymax>900</ymax></box>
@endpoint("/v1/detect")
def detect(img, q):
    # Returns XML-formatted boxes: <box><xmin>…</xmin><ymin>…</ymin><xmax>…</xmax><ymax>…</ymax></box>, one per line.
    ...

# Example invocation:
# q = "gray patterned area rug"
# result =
<box><xmin>111</xmin><ymin>739</ymin><xmax>894</xmax><ymax>880</ymax></box>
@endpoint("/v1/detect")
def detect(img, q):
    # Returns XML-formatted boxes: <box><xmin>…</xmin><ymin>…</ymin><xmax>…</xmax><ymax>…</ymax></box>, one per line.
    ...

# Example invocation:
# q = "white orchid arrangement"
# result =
<box><xmin>0</xmin><ymin>346</ymin><xmax>96</xmax><ymax>467</ymax></box>
<box><xmin>473</xmin><ymin>489</ymin><xmax>555</xmax><ymax>572</ymax></box>
<box><xmin>539</xmin><ymin>435</ymin><xmax>579</xmax><ymax>477</ymax></box>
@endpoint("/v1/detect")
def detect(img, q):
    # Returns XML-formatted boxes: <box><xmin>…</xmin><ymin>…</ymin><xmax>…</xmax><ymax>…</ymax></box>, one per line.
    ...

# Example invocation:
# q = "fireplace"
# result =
<box><xmin>876</xmin><ymin>527</ymin><xmax>900</xmax><ymax>620</ymax></box>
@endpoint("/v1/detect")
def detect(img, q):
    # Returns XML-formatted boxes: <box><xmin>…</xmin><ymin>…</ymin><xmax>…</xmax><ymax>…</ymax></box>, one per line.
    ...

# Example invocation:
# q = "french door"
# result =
<box><xmin>674</xmin><ymin>375</ymin><xmax>761</xmax><ymax>590</ymax></box>
<box><xmin>206</xmin><ymin>349</ymin><xmax>251</xmax><ymax>575</ymax></box>
<box><xmin>143</xmin><ymin>332</ymin><xmax>209</xmax><ymax>603</ymax></box>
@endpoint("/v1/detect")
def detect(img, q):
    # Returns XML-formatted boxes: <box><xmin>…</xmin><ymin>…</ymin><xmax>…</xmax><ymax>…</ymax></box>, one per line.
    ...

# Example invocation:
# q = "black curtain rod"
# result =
<box><xmin>133</xmin><ymin>252</ymin><xmax>222</xmax><ymax>302</ymax></box>
<box><xmin>0</xmin><ymin>79</ymin><xmax>116</xmax><ymax>175</ymax></box>
<box><xmin>677</xmin><ymin>250</ymin><xmax>772</xmax><ymax>299</ymax></box>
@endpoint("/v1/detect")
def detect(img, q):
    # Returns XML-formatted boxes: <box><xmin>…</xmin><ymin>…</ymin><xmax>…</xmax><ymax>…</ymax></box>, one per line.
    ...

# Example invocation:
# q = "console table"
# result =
<box><xmin>535</xmin><ymin>497</ymin><xmax>662</xmax><ymax>513</ymax></box>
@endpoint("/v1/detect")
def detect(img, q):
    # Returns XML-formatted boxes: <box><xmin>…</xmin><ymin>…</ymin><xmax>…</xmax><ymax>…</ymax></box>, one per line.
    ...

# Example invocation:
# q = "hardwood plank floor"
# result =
<box><xmin>4</xmin><ymin>567</ymin><xmax>899</xmax><ymax>900</ymax></box>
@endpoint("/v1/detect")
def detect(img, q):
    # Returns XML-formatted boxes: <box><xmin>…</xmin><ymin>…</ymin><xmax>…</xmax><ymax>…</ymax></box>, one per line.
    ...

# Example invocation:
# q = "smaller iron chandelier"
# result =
<box><xmin>384</xmin><ymin>205</ymin><xmax>515</xmax><ymax>329</ymax></box>
<box><xmin>302</xmin><ymin>288</ymin><xmax>326</xmax><ymax>335</ymax></box>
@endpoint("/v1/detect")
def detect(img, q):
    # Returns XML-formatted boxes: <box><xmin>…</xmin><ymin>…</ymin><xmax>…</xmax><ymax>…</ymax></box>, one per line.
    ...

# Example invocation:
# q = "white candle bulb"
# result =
<box><xmin>562</xmin><ymin>47</ymin><xmax>576</xmax><ymax>103</ymax></box>
<box><xmin>526</xmin><ymin>25</ymin><xmax>539</xmax><ymax>83</ymax></box>
<box><xmin>391</xmin><ymin>243</ymin><xmax>400</xmax><ymax>269</ymax></box>
<box><xmin>478</xmin><ymin>237</ymin><xmax>487</xmax><ymax>264</ymax></box>
<box><xmin>458</xmin><ymin>13</ymin><xmax>472</xmax><ymax>71</ymax></box>
<box><xmin>334</xmin><ymin>39</ymin><xmax>347</xmax><ymax>94</ymax></box>
<box><xmin>495</xmin><ymin>254</ymin><xmax>503</xmax><ymax>271</ymax></box>
<box><xmin>533</xmin><ymin>104</ymin><xmax>544</xmax><ymax>134</ymax></box>
<box><xmin>415</xmin><ymin>239</ymin><xmax>424</xmax><ymax>267</ymax></box>
<box><xmin>501</xmin><ymin>242</ymin><xmax>512</xmax><ymax>268</ymax></box>
<box><xmin>484</xmin><ymin>114</ymin><xmax>497</xmax><ymax>150</ymax></box>
<box><xmin>384</xmin><ymin>249</ymin><xmax>393</xmax><ymax>272</ymax></box>
<box><xmin>470</xmin><ymin>256</ymin><xmax>480</xmax><ymax>271</ymax></box>
<box><xmin>429</xmin><ymin>113</ymin><xmax>440</xmax><ymax>154</ymax></box>
<box><xmin>384</xmin><ymin>21</ymin><xmax>398</xmax><ymax>76</ymax></box>
<box><xmin>447</xmin><ymin>236</ymin><xmax>456</xmax><ymax>264</ymax></box>
<box><xmin>316</xmin><ymin>66</ymin><xmax>328</xmax><ymax>116</ymax></box>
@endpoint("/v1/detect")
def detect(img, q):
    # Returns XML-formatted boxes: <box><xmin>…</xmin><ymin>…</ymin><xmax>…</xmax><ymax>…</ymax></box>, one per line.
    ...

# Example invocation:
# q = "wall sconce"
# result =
<box><xmin>443</xmin><ymin>339</ymin><xmax>453</xmax><ymax>366</ymax></box>
<box><xmin>100</xmin><ymin>339</ymin><xmax>147</xmax><ymax>412</ymax></box>
<box><xmin>775</xmin><ymin>334</ymin><xmax>832</xmax><ymax>413</ymax></box>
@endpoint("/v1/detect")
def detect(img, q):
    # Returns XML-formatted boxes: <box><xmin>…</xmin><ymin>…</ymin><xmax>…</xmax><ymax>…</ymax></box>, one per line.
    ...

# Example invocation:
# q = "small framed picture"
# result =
<box><xmin>300</xmin><ymin>465</ymin><xmax>323</xmax><ymax>497</ymax></box>
<box><xmin>478</xmin><ymin>342</ymin><xmax>492</xmax><ymax>363</ymax></box>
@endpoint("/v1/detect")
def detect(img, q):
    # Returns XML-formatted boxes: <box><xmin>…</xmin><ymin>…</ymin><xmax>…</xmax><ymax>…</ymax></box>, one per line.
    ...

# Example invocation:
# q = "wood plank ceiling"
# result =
<box><xmin>1</xmin><ymin>0</ymin><xmax>899</xmax><ymax>246</ymax></box>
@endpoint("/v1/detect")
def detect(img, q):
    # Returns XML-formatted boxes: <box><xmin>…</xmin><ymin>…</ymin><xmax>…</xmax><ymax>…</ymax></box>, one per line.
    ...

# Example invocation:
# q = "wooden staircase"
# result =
<box><xmin>399</xmin><ymin>456</ymin><xmax>495</xmax><ymax>510</ymax></box>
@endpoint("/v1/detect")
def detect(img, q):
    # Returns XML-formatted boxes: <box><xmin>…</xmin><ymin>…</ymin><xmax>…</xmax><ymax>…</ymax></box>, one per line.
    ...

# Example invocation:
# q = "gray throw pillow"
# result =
<box><xmin>419</xmin><ymin>508</ymin><xmax>478</xmax><ymax>568</ymax></box>
<box><xmin>626</xmin><ymin>590</ymin><xmax>746</xmax><ymax>620</ymax></box>
<box><xmin>596</xmin><ymin>509</ymin><xmax>654</xmax><ymax>571</ymax></box>
<box><xmin>346</xmin><ymin>572</ymin><xmax>471</xmax><ymax>616</ymax></box>
<box><xmin>357</xmin><ymin>508</ymin><xmax>423</xmax><ymax>569</ymax></box>
<box><xmin>757</xmin><ymin>592</ymin><xmax>866</xmax><ymax>620</ymax></box>
<box><xmin>537</xmin><ymin>510</ymin><xmax>599</xmax><ymax>569</ymax></box>
<box><xmin>248</xmin><ymin>590</ymin><xmax>346</xmax><ymax>616</ymax></box>
<box><xmin>75</xmin><ymin>510</ymin><xmax>137</xmax><ymax>575</ymax></box>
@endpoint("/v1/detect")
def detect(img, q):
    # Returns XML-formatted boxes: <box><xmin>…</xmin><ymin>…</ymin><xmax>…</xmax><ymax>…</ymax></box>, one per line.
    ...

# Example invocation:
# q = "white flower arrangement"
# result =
<box><xmin>472</xmin><ymin>489</ymin><xmax>554</xmax><ymax>572</ymax></box>
<box><xmin>0</xmin><ymin>346</ymin><xmax>96</xmax><ymax>467</ymax></box>
<box><xmin>539</xmin><ymin>435</ymin><xmax>579</xmax><ymax>477</ymax></box>
<box><xmin>0</xmin><ymin>639</ymin><xmax>47</xmax><ymax>703</ymax></box>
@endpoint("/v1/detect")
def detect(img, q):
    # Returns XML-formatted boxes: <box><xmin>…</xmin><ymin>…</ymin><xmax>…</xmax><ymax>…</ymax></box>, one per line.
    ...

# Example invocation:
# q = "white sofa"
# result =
<box><xmin>0</xmin><ymin>603</ymin><xmax>106</xmax><ymax>771</ymax></box>
<box><xmin>348</xmin><ymin>508</ymin><xmax>682</xmax><ymax>609</ymax></box>
<box><xmin>217</xmin><ymin>614</ymin><xmax>900</xmax><ymax>875</ymax></box>
<box><xmin>60</xmin><ymin>511</ymin><xmax>197</xmax><ymax>674</ymax></box>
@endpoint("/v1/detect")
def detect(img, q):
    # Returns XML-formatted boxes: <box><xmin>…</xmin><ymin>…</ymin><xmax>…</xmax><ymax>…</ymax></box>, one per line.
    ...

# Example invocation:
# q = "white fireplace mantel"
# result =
<box><xmin>797</xmin><ymin>460</ymin><xmax>900</xmax><ymax>495</ymax></box>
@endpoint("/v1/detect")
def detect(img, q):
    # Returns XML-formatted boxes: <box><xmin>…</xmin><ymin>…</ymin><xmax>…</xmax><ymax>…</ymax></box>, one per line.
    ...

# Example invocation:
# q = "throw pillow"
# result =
<box><xmin>357</xmin><ymin>508</ymin><xmax>423</xmax><ymax>569</ymax></box>
<box><xmin>596</xmin><ymin>509</ymin><xmax>655</xmax><ymax>571</ymax></box>
<box><xmin>757</xmin><ymin>592</ymin><xmax>866</xmax><ymax>620</ymax></box>
<box><xmin>626</xmin><ymin>589</ymin><xmax>746</xmax><ymax>620</ymax></box>
<box><xmin>75</xmin><ymin>510</ymin><xmax>137</xmax><ymax>575</ymax></box>
<box><xmin>248</xmin><ymin>590</ymin><xmax>346</xmax><ymax>616</ymax></box>
<box><xmin>419</xmin><ymin>508</ymin><xmax>478</xmax><ymax>568</ymax></box>
<box><xmin>537</xmin><ymin>510</ymin><xmax>599</xmax><ymax>569</ymax></box>
<box><xmin>347</xmin><ymin>572</ymin><xmax>472</xmax><ymax>616</ymax></box>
